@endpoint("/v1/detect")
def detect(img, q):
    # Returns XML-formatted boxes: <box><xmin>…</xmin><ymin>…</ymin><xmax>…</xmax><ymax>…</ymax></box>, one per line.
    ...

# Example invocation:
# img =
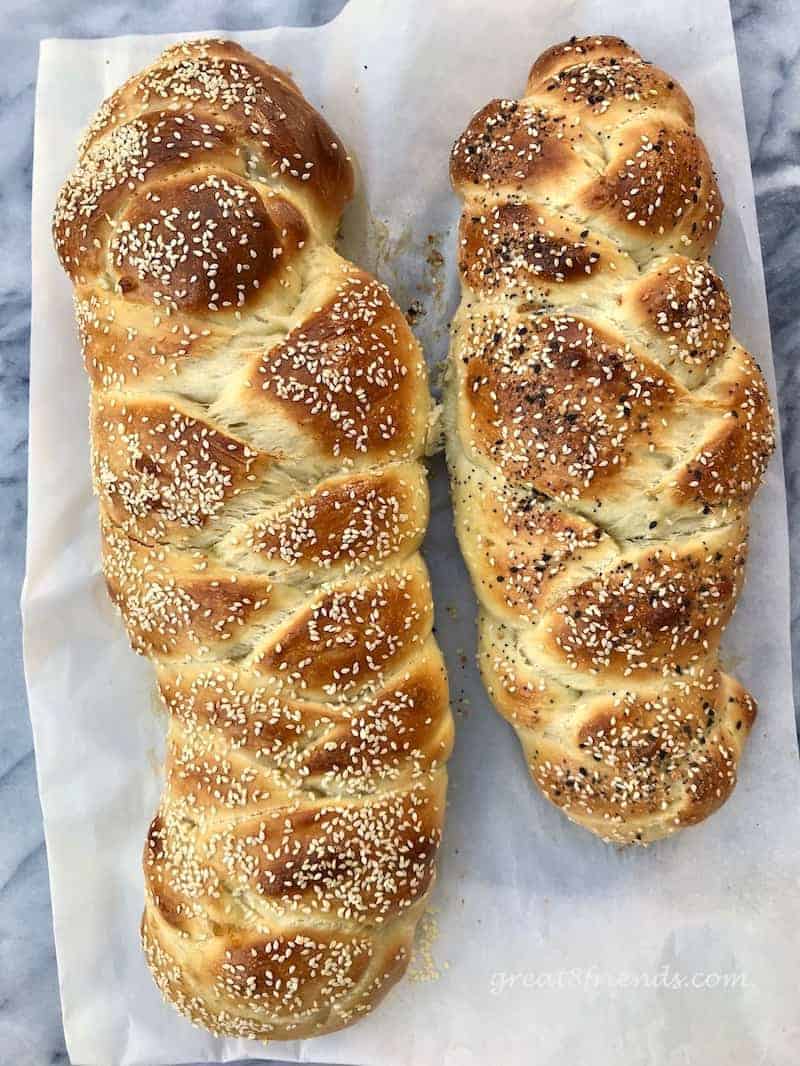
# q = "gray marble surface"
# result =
<box><xmin>2</xmin><ymin>1</ymin><xmax>798</xmax><ymax>1063</ymax></box>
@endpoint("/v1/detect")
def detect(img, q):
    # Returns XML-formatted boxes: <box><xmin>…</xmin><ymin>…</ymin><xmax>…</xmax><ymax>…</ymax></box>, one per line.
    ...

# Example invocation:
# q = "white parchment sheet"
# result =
<box><xmin>25</xmin><ymin>1</ymin><xmax>800</xmax><ymax>1063</ymax></box>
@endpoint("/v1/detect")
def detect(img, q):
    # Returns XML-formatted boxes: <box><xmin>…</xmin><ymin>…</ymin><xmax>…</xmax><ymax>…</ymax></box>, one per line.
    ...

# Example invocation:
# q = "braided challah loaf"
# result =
<box><xmin>54</xmin><ymin>39</ymin><xmax>452</xmax><ymax>1040</ymax></box>
<box><xmin>447</xmin><ymin>35</ymin><xmax>775</xmax><ymax>844</ymax></box>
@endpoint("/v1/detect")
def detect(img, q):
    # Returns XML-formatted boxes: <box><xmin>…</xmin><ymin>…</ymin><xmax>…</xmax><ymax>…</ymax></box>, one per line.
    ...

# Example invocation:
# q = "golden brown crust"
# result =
<box><xmin>92</xmin><ymin>395</ymin><xmax>273</xmax><ymax>545</ymax></box>
<box><xmin>157</xmin><ymin>642</ymin><xmax>452</xmax><ymax>797</ymax></box>
<box><xmin>450</xmin><ymin>99</ymin><xmax>580</xmax><ymax>190</ymax></box>
<box><xmin>525</xmin><ymin>670</ymin><xmax>755</xmax><ymax>844</ymax></box>
<box><xmin>457</xmin><ymin>201</ymin><xmax>634</xmax><ymax>303</ymax></box>
<box><xmin>239</xmin><ymin>270</ymin><xmax>429</xmax><ymax>464</ymax></box>
<box><xmin>624</xmin><ymin>255</ymin><xmax>732</xmax><ymax>385</ymax></box>
<box><xmin>253</xmin><ymin>558</ymin><xmax>434</xmax><ymax>696</ymax></box>
<box><xmin>55</xmin><ymin>39</ymin><xmax>352</xmax><ymax>282</ymax></box>
<box><xmin>219</xmin><ymin>462</ymin><xmax>428</xmax><ymax>580</ymax></box>
<box><xmin>536</xmin><ymin>525</ymin><xmax>747</xmax><ymax>678</ymax></box>
<box><xmin>55</xmin><ymin>39</ymin><xmax>450</xmax><ymax>1041</ymax></box>
<box><xmin>100</xmin><ymin>515</ymin><xmax>276</xmax><ymax>659</ymax></box>
<box><xmin>582</xmin><ymin>120</ymin><xmax>722</xmax><ymax>259</ymax></box>
<box><xmin>455</xmin><ymin>309</ymin><xmax>686</xmax><ymax>500</ymax></box>
<box><xmin>113</xmin><ymin>173</ymin><xmax>309</xmax><ymax>312</ymax></box>
<box><xmin>527</xmin><ymin>35</ymin><xmax>693</xmax><ymax>120</ymax></box>
<box><xmin>447</xmin><ymin>35</ymin><xmax>774</xmax><ymax>844</ymax></box>
<box><xmin>141</xmin><ymin>901</ymin><xmax>418</xmax><ymax>1040</ymax></box>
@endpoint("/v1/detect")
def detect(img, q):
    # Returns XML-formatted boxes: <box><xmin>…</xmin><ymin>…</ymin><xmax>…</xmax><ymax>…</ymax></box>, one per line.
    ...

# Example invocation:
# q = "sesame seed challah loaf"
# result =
<box><xmin>446</xmin><ymin>35</ymin><xmax>775</xmax><ymax>844</ymax></box>
<box><xmin>53</xmin><ymin>38</ymin><xmax>452</xmax><ymax>1040</ymax></box>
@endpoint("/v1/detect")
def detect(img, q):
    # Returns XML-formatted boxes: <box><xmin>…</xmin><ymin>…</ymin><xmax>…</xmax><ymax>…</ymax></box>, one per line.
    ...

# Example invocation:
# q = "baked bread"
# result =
<box><xmin>447</xmin><ymin>35</ymin><xmax>774</xmax><ymax>844</ymax></box>
<box><xmin>53</xmin><ymin>38</ymin><xmax>452</xmax><ymax>1040</ymax></box>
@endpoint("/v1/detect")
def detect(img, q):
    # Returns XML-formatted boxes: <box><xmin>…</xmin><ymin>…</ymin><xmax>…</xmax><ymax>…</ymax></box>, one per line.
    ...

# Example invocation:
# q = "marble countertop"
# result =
<box><xmin>2</xmin><ymin>1</ymin><xmax>798</xmax><ymax>1063</ymax></box>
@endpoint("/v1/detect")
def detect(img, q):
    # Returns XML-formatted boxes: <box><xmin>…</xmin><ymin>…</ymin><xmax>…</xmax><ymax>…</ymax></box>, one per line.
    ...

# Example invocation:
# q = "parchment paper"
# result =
<box><xmin>25</xmin><ymin>1</ymin><xmax>800</xmax><ymax>1063</ymax></box>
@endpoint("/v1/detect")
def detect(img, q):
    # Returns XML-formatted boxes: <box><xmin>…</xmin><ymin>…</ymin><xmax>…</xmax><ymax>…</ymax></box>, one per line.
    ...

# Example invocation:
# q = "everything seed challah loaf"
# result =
<box><xmin>447</xmin><ymin>35</ymin><xmax>775</xmax><ymax>844</ymax></box>
<box><xmin>54</xmin><ymin>38</ymin><xmax>453</xmax><ymax>1040</ymax></box>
